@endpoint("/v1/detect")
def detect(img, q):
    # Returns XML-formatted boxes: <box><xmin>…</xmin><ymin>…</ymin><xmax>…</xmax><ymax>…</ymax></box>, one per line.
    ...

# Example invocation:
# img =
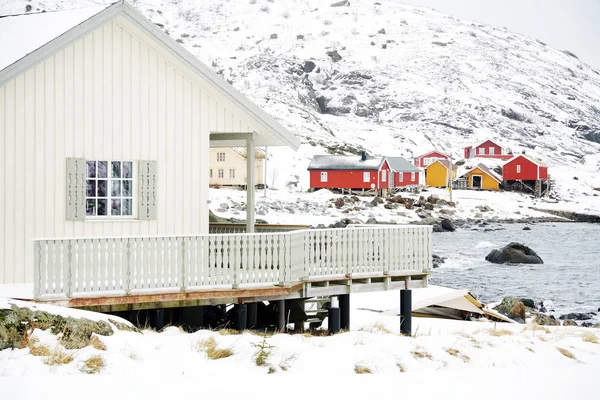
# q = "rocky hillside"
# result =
<box><xmin>3</xmin><ymin>0</ymin><xmax>600</xmax><ymax>198</ymax></box>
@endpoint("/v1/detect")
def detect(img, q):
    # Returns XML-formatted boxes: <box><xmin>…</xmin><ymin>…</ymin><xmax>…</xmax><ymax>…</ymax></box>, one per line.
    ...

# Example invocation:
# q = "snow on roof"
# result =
<box><xmin>0</xmin><ymin>5</ymin><xmax>111</xmax><ymax>72</ymax></box>
<box><xmin>461</xmin><ymin>163</ymin><xmax>502</xmax><ymax>182</ymax></box>
<box><xmin>230</xmin><ymin>147</ymin><xmax>266</xmax><ymax>159</ymax></box>
<box><xmin>505</xmin><ymin>154</ymin><xmax>547</xmax><ymax>167</ymax></box>
<box><xmin>307</xmin><ymin>155</ymin><xmax>385</xmax><ymax>170</ymax></box>
<box><xmin>428</xmin><ymin>159</ymin><xmax>456</xmax><ymax>170</ymax></box>
<box><xmin>415</xmin><ymin>150</ymin><xmax>449</xmax><ymax>159</ymax></box>
<box><xmin>386</xmin><ymin>156</ymin><xmax>420</xmax><ymax>172</ymax></box>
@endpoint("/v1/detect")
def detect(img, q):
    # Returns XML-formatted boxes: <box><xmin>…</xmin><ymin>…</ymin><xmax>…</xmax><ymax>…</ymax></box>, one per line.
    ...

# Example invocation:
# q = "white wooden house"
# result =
<box><xmin>0</xmin><ymin>1</ymin><xmax>300</xmax><ymax>285</ymax></box>
<box><xmin>209</xmin><ymin>147</ymin><xmax>265</xmax><ymax>187</ymax></box>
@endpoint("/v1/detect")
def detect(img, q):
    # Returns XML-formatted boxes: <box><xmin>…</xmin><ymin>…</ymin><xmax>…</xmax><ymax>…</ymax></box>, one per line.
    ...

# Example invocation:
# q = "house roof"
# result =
<box><xmin>462</xmin><ymin>164</ymin><xmax>502</xmax><ymax>183</ymax></box>
<box><xmin>0</xmin><ymin>1</ymin><xmax>300</xmax><ymax>150</ymax></box>
<box><xmin>504</xmin><ymin>154</ymin><xmax>547</xmax><ymax>167</ymax></box>
<box><xmin>415</xmin><ymin>150</ymin><xmax>449</xmax><ymax>159</ymax></box>
<box><xmin>386</xmin><ymin>157</ymin><xmax>420</xmax><ymax>172</ymax></box>
<box><xmin>427</xmin><ymin>159</ymin><xmax>456</xmax><ymax>170</ymax></box>
<box><xmin>475</xmin><ymin>139</ymin><xmax>503</xmax><ymax>149</ymax></box>
<box><xmin>307</xmin><ymin>155</ymin><xmax>385</xmax><ymax>171</ymax></box>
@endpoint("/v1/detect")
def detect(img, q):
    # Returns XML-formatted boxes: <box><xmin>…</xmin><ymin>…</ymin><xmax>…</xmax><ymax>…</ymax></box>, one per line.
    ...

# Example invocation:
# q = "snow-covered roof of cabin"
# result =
<box><xmin>505</xmin><ymin>154</ymin><xmax>547</xmax><ymax>167</ymax></box>
<box><xmin>461</xmin><ymin>164</ymin><xmax>502</xmax><ymax>182</ymax></box>
<box><xmin>386</xmin><ymin>157</ymin><xmax>420</xmax><ymax>172</ymax></box>
<box><xmin>415</xmin><ymin>150</ymin><xmax>449</xmax><ymax>159</ymax></box>
<box><xmin>427</xmin><ymin>159</ymin><xmax>456</xmax><ymax>170</ymax></box>
<box><xmin>0</xmin><ymin>5</ymin><xmax>111</xmax><ymax>71</ymax></box>
<box><xmin>307</xmin><ymin>155</ymin><xmax>385</xmax><ymax>170</ymax></box>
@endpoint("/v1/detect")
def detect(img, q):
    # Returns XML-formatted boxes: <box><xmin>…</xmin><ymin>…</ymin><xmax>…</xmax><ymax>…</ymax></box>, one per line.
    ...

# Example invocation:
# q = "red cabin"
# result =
<box><xmin>413</xmin><ymin>150</ymin><xmax>449</xmax><ymax>168</ymax></box>
<box><xmin>464</xmin><ymin>140</ymin><xmax>513</xmax><ymax>160</ymax></box>
<box><xmin>503</xmin><ymin>155</ymin><xmax>548</xmax><ymax>181</ymax></box>
<box><xmin>386</xmin><ymin>157</ymin><xmax>420</xmax><ymax>187</ymax></box>
<box><xmin>308</xmin><ymin>153</ymin><xmax>391</xmax><ymax>191</ymax></box>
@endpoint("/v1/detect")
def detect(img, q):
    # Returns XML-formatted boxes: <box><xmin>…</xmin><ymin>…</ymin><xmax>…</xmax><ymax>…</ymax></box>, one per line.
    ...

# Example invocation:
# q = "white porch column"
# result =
<box><xmin>246</xmin><ymin>134</ymin><xmax>256</xmax><ymax>233</ymax></box>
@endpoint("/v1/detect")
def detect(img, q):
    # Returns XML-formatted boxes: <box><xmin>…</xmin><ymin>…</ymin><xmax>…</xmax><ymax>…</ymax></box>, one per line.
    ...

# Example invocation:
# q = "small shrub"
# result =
<box><xmin>252</xmin><ymin>334</ymin><xmax>275</xmax><ymax>367</ymax></box>
<box><xmin>557</xmin><ymin>347</ymin><xmax>576</xmax><ymax>360</ymax></box>
<box><xmin>90</xmin><ymin>335</ymin><xmax>107</xmax><ymax>351</ymax></box>
<box><xmin>268</xmin><ymin>366</ymin><xmax>277</xmax><ymax>374</ymax></box>
<box><xmin>354</xmin><ymin>364</ymin><xmax>372</xmax><ymax>374</ymax></box>
<box><xmin>197</xmin><ymin>337</ymin><xmax>234</xmax><ymax>360</ymax></box>
<box><xmin>81</xmin><ymin>355</ymin><xmax>105</xmax><ymax>374</ymax></box>
<box><xmin>28</xmin><ymin>338</ymin><xmax>50</xmax><ymax>357</ymax></box>
<box><xmin>43</xmin><ymin>347</ymin><xmax>75</xmax><ymax>366</ymax></box>
<box><xmin>582</xmin><ymin>332</ymin><xmax>599</xmax><ymax>344</ymax></box>
<box><xmin>489</xmin><ymin>329</ymin><xmax>513</xmax><ymax>337</ymax></box>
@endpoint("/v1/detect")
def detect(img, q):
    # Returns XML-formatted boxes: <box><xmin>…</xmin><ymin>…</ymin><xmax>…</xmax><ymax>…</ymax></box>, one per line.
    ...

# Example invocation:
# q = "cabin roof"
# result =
<box><xmin>415</xmin><ymin>150</ymin><xmax>449</xmax><ymax>159</ymax></box>
<box><xmin>386</xmin><ymin>157</ymin><xmax>420</xmax><ymax>172</ymax></box>
<box><xmin>427</xmin><ymin>159</ymin><xmax>456</xmax><ymax>170</ymax></box>
<box><xmin>307</xmin><ymin>155</ymin><xmax>385</xmax><ymax>170</ymax></box>
<box><xmin>505</xmin><ymin>154</ymin><xmax>547</xmax><ymax>167</ymax></box>
<box><xmin>462</xmin><ymin>164</ymin><xmax>502</xmax><ymax>182</ymax></box>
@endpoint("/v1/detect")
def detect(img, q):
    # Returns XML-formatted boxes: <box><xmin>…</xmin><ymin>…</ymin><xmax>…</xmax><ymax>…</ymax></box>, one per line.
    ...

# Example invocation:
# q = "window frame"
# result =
<box><xmin>85</xmin><ymin>160</ymin><xmax>136</xmax><ymax>220</ymax></box>
<box><xmin>381</xmin><ymin>169</ymin><xmax>387</xmax><ymax>182</ymax></box>
<box><xmin>217</xmin><ymin>152</ymin><xmax>226</xmax><ymax>162</ymax></box>
<box><xmin>363</xmin><ymin>172</ymin><xmax>370</xmax><ymax>182</ymax></box>
<box><xmin>320</xmin><ymin>171</ymin><xmax>328</xmax><ymax>182</ymax></box>
<box><xmin>478</xmin><ymin>147</ymin><xmax>485</xmax><ymax>155</ymax></box>
<box><xmin>229</xmin><ymin>168</ymin><xmax>235</xmax><ymax>179</ymax></box>
<box><xmin>399</xmin><ymin>172</ymin><xmax>404</xmax><ymax>182</ymax></box>
<box><xmin>218</xmin><ymin>168</ymin><xmax>224</xmax><ymax>178</ymax></box>
<box><xmin>516</xmin><ymin>164</ymin><xmax>521</xmax><ymax>173</ymax></box>
<box><xmin>489</xmin><ymin>147</ymin><xmax>495</xmax><ymax>155</ymax></box>
<box><xmin>411</xmin><ymin>172</ymin><xmax>416</xmax><ymax>182</ymax></box>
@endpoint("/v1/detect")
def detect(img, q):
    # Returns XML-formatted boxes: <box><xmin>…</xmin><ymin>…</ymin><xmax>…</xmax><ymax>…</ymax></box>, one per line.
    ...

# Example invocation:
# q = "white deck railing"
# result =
<box><xmin>33</xmin><ymin>226</ymin><xmax>432</xmax><ymax>299</ymax></box>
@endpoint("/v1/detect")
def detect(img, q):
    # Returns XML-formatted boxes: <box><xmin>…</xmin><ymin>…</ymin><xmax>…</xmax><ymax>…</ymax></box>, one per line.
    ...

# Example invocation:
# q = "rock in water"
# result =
<box><xmin>485</xmin><ymin>242</ymin><xmax>543</xmax><ymax>264</ymax></box>
<box><xmin>533</xmin><ymin>314</ymin><xmax>560</xmax><ymax>326</ymax></box>
<box><xmin>441</xmin><ymin>218</ymin><xmax>455</xmax><ymax>232</ymax></box>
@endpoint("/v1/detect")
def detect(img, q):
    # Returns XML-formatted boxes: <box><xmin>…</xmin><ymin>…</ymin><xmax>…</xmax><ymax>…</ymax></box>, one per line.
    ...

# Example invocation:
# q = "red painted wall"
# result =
<box><xmin>414</xmin><ymin>151</ymin><xmax>449</xmax><ymax>168</ymax></box>
<box><xmin>503</xmin><ymin>156</ymin><xmax>543</xmax><ymax>180</ymax></box>
<box><xmin>394</xmin><ymin>171</ymin><xmax>419</xmax><ymax>187</ymax></box>
<box><xmin>474</xmin><ymin>140</ymin><xmax>503</xmax><ymax>156</ymax></box>
<box><xmin>464</xmin><ymin>146</ymin><xmax>473</xmax><ymax>159</ymax></box>
<box><xmin>310</xmin><ymin>162</ymin><xmax>391</xmax><ymax>189</ymax></box>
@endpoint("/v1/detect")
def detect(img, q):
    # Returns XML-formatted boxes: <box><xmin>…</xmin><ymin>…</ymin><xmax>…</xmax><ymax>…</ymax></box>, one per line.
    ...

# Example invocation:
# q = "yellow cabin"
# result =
<box><xmin>425</xmin><ymin>160</ymin><xmax>457</xmax><ymax>187</ymax></box>
<box><xmin>461</xmin><ymin>164</ymin><xmax>502</xmax><ymax>190</ymax></box>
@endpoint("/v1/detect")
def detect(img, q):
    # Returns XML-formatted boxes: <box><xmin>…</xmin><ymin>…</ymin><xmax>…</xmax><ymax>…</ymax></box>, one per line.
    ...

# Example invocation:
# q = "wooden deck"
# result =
<box><xmin>33</xmin><ymin>226</ymin><xmax>432</xmax><ymax>311</ymax></box>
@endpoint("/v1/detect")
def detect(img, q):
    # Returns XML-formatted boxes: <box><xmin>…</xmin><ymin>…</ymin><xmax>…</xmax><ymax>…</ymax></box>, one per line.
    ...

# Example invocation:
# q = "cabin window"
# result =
<box><xmin>381</xmin><ymin>170</ymin><xmax>387</xmax><ymax>182</ymax></box>
<box><xmin>399</xmin><ymin>173</ymin><xmax>403</xmax><ymax>182</ymax></box>
<box><xmin>210</xmin><ymin>169</ymin><xmax>213</xmax><ymax>178</ymax></box>
<box><xmin>423</xmin><ymin>157</ymin><xmax>432</xmax><ymax>166</ymax></box>
<box><xmin>363</xmin><ymin>172</ymin><xmax>370</xmax><ymax>182</ymax></box>
<box><xmin>411</xmin><ymin>172</ymin><xmax>416</xmax><ymax>181</ymax></box>
<box><xmin>516</xmin><ymin>165</ymin><xmax>521</xmax><ymax>173</ymax></box>
<box><xmin>218</xmin><ymin>169</ymin><xmax>224</xmax><ymax>178</ymax></box>
<box><xmin>217</xmin><ymin>152</ymin><xmax>226</xmax><ymax>162</ymax></box>
<box><xmin>489</xmin><ymin>147</ymin><xmax>495</xmax><ymax>155</ymax></box>
<box><xmin>320</xmin><ymin>172</ymin><xmax>328</xmax><ymax>182</ymax></box>
<box><xmin>86</xmin><ymin>160</ymin><xmax>134</xmax><ymax>217</ymax></box>
<box><xmin>478</xmin><ymin>148</ymin><xmax>485</xmax><ymax>155</ymax></box>
<box><xmin>229</xmin><ymin>169</ymin><xmax>235</xmax><ymax>178</ymax></box>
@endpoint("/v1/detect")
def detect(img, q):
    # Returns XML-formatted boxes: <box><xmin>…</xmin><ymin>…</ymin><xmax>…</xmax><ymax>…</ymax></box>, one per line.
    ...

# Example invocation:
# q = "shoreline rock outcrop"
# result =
<box><xmin>485</xmin><ymin>242</ymin><xmax>544</xmax><ymax>264</ymax></box>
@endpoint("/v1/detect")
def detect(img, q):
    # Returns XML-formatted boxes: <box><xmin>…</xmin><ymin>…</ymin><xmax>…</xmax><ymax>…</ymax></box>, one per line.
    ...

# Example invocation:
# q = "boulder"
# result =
<box><xmin>562</xmin><ymin>319</ymin><xmax>578</xmax><ymax>326</ymax></box>
<box><xmin>494</xmin><ymin>296</ymin><xmax>526</xmax><ymax>323</ymax></box>
<box><xmin>559</xmin><ymin>313</ymin><xmax>593</xmax><ymax>321</ymax></box>
<box><xmin>326</xmin><ymin>50</ymin><xmax>342</xmax><ymax>62</ymax></box>
<box><xmin>523</xmin><ymin>226</ymin><xmax>531</xmax><ymax>230</ymax></box>
<box><xmin>330</xmin><ymin>0</ymin><xmax>350</xmax><ymax>6</ymax></box>
<box><xmin>432</xmin><ymin>254</ymin><xmax>446</xmax><ymax>268</ymax></box>
<box><xmin>426</xmin><ymin>195</ymin><xmax>439</xmax><ymax>204</ymax></box>
<box><xmin>404</xmin><ymin>199</ymin><xmax>414</xmax><ymax>209</ymax></box>
<box><xmin>424</xmin><ymin>203</ymin><xmax>434</xmax><ymax>211</ymax></box>
<box><xmin>520</xmin><ymin>298</ymin><xmax>536</xmax><ymax>309</ymax></box>
<box><xmin>581</xmin><ymin>322</ymin><xmax>594</xmax><ymax>328</ymax></box>
<box><xmin>432</xmin><ymin>224</ymin><xmax>444</xmax><ymax>233</ymax></box>
<box><xmin>439</xmin><ymin>208</ymin><xmax>455</xmax><ymax>215</ymax></box>
<box><xmin>441</xmin><ymin>219</ymin><xmax>455</xmax><ymax>232</ymax></box>
<box><xmin>303</xmin><ymin>60</ymin><xmax>316</xmax><ymax>73</ymax></box>
<box><xmin>485</xmin><ymin>242</ymin><xmax>543</xmax><ymax>264</ymax></box>
<box><xmin>533</xmin><ymin>313</ymin><xmax>560</xmax><ymax>326</ymax></box>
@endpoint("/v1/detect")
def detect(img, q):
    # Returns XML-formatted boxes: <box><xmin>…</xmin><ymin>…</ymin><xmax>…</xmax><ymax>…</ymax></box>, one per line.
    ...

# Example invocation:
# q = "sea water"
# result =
<box><xmin>430</xmin><ymin>222</ymin><xmax>600</xmax><ymax>321</ymax></box>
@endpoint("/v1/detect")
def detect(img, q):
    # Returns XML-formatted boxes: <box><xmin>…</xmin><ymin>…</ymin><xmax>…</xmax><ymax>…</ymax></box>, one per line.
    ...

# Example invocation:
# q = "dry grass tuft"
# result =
<box><xmin>557</xmin><ymin>347</ymin><xmax>577</xmax><ymax>360</ymax></box>
<box><xmin>27</xmin><ymin>338</ymin><xmax>51</xmax><ymax>357</ymax></box>
<box><xmin>526</xmin><ymin>347</ymin><xmax>535</xmax><ymax>353</ymax></box>
<box><xmin>525</xmin><ymin>324</ymin><xmax>551</xmax><ymax>334</ymax></box>
<box><xmin>445</xmin><ymin>347</ymin><xmax>470</xmax><ymax>362</ymax></box>
<box><xmin>354</xmin><ymin>364</ymin><xmax>372</xmax><ymax>374</ymax></box>
<box><xmin>268</xmin><ymin>366</ymin><xmax>277</xmax><ymax>374</ymax></box>
<box><xmin>582</xmin><ymin>332</ymin><xmax>599</xmax><ymax>344</ymax></box>
<box><xmin>489</xmin><ymin>329</ymin><xmax>513</xmax><ymax>337</ymax></box>
<box><xmin>218</xmin><ymin>329</ymin><xmax>242</xmax><ymax>336</ymax></box>
<box><xmin>43</xmin><ymin>346</ymin><xmax>75</xmax><ymax>366</ymax></box>
<box><xmin>396</xmin><ymin>362</ymin><xmax>406</xmax><ymax>372</ymax></box>
<box><xmin>89</xmin><ymin>335</ymin><xmax>107</xmax><ymax>351</ymax></box>
<box><xmin>81</xmin><ymin>355</ymin><xmax>105</xmax><ymax>374</ymax></box>
<box><xmin>197</xmin><ymin>337</ymin><xmax>234</xmax><ymax>360</ymax></box>
<box><xmin>411</xmin><ymin>347</ymin><xmax>433</xmax><ymax>360</ymax></box>
<box><xmin>360</xmin><ymin>322</ymin><xmax>392</xmax><ymax>334</ymax></box>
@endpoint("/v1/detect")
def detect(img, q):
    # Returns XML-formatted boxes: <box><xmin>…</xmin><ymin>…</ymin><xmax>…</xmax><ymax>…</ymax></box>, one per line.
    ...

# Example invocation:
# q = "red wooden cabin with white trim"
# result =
<box><xmin>413</xmin><ymin>150</ymin><xmax>449</xmax><ymax>168</ymax></box>
<box><xmin>308</xmin><ymin>153</ymin><xmax>391</xmax><ymax>192</ymax></box>
<box><xmin>464</xmin><ymin>139</ymin><xmax>513</xmax><ymax>160</ymax></box>
<box><xmin>386</xmin><ymin>157</ymin><xmax>420</xmax><ymax>187</ymax></box>
<box><xmin>503</xmin><ymin>155</ymin><xmax>548</xmax><ymax>181</ymax></box>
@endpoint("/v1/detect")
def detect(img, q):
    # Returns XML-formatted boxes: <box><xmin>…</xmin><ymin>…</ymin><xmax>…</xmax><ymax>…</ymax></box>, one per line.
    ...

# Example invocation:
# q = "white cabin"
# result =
<box><xmin>209</xmin><ymin>147</ymin><xmax>265</xmax><ymax>187</ymax></box>
<box><xmin>0</xmin><ymin>1</ymin><xmax>299</xmax><ymax>284</ymax></box>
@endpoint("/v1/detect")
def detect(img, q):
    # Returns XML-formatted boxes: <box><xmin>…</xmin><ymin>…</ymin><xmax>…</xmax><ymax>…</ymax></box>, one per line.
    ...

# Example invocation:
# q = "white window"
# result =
<box><xmin>86</xmin><ymin>160</ymin><xmax>134</xmax><ymax>217</ymax></box>
<box><xmin>516</xmin><ymin>165</ymin><xmax>521</xmax><ymax>173</ymax></box>
<box><xmin>489</xmin><ymin>147</ymin><xmax>495</xmax><ymax>155</ymax></box>
<box><xmin>229</xmin><ymin>169</ymin><xmax>235</xmax><ymax>178</ymax></box>
<box><xmin>478</xmin><ymin>147</ymin><xmax>485</xmax><ymax>155</ymax></box>
<box><xmin>363</xmin><ymin>172</ymin><xmax>370</xmax><ymax>182</ymax></box>
<box><xmin>210</xmin><ymin>169</ymin><xmax>213</xmax><ymax>178</ymax></box>
<box><xmin>381</xmin><ymin>170</ymin><xmax>387</xmax><ymax>182</ymax></box>
<box><xmin>217</xmin><ymin>152</ymin><xmax>225</xmax><ymax>162</ymax></box>
<box><xmin>320</xmin><ymin>172</ymin><xmax>328</xmax><ymax>182</ymax></box>
<box><xmin>411</xmin><ymin>172</ymin><xmax>416</xmax><ymax>181</ymax></box>
<box><xmin>218</xmin><ymin>168</ymin><xmax>224</xmax><ymax>178</ymax></box>
<box><xmin>423</xmin><ymin>157</ymin><xmax>432</xmax><ymax>166</ymax></box>
<box><xmin>399</xmin><ymin>173</ymin><xmax>403</xmax><ymax>182</ymax></box>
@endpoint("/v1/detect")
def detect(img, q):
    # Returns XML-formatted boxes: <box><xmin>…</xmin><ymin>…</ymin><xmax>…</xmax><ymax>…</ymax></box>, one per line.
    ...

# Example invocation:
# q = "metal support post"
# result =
<box><xmin>400</xmin><ymin>289</ymin><xmax>412</xmax><ymax>336</ymax></box>
<box><xmin>339</xmin><ymin>294</ymin><xmax>350</xmax><ymax>330</ymax></box>
<box><xmin>234</xmin><ymin>304</ymin><xmax>248</xmax><ymax>331</ymax></box>
<box><xmin>328</xmin><ymin>296</ymin><xmax>341</xmax><ymax>334</ymax></box>
<box><xmin>277</xmin><ymin>300</ymin><xmax>286</xmax><ymax>332</ymax></box>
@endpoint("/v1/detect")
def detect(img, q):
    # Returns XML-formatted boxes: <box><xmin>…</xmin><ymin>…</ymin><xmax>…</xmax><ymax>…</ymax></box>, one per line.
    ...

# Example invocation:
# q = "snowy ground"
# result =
<box><xmin>1</xmin><ymin>290</ymin><xmax>599</xmax><ymax>399</ymax></box>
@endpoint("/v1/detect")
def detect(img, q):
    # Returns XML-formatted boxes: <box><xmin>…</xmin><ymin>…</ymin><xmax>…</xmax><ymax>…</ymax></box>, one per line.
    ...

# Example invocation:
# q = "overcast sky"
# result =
<box><xmin>404</xmin><ymin>0</ymin><xmax>600</xmax><ymax>68</ymax></box>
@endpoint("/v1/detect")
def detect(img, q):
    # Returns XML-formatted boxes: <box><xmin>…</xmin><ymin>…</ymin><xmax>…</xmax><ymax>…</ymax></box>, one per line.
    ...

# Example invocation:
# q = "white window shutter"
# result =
<box><xmin>138</xmin><ymin>160</ymin><xmax>157</xmax><ymax>220</ymax></box>
<box><xmin>66</xmin><ymin>158</ymin><xmax>86</xmax><ymax>221</ymax></box>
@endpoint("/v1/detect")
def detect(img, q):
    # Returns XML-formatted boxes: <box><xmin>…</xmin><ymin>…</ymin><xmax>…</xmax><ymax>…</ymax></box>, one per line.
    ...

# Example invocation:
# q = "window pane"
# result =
<box><xmin>122</xmin><ymin>199</ymin><xmax>132</xmax><ymax>216</ymax></box>
<box><xmin>86</xmin><ymin>199</ymin><xmax>96</xmax><ymax>216</ymax></box>
<box><xmin>97</xmin><ymin>161</ymin><xmax>108</xmax><ymax>178</ymax></box>
<box><xmin>86</xmin><ymin>161</ymin><xmax>96</xmax><ymax>178</ymax></box>
<box><xmin>122</xmin><ymin>161</ymin><xmax>132</xmax><ymax>178</ymax></box>
<box><xmin>97</xmin><ymin>199</ymin><xmax>107</xmax><ymax>216</ymax></box>
<box><xmin>86</xmin><ymin>180</ymin><xmax>96</xmax><ymax>197</ymax></box>
<box><xmin>98</xmin><ymin>180</ymin><xmax>107</xmax><ymax>197</ymax></box>
<box><xmin>112</xmin><ymin>199</ymin><xmax>121</xmax><ymax>216</ymax></box>
<box><xmin>112</xmin><ymin>161</ymin><xmax>121</xmax><ymax>178</ymax></box>
<box><xmin>122</xmin><ymin>180</ymin><xmax>132</xmax><ymax>197</ymax></box>
<box><xmin>112</xmin><ymin>180</ymin><xmax>121</xmax><ymax>197</ymax></box>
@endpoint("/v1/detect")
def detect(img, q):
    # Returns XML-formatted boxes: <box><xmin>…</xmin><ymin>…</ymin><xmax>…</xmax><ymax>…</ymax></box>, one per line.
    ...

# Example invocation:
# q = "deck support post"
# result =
<box><xmin>328</xmin><ymin>296</ymin><xmax>341</xmax><ymax>334</ymax></box>
<box><xmin>247</xmin><ymin>302</ymin><xmax>258</xmax><ymax>328</ymax></box>
<box><xmin>234</xmin><ymin>304</ymin><xmax>248</xmax><ymax>331</ymax></box>
<box><xmin>295</xmin><ymin>299</ymin><xmax>305</xmax><ymax>333</ymax></box>
<box><xmin>400</xmin><ymin>289</ymin><xmax>412</xmax><ymax>336</ymax></box>
<box><xmin>339</xmin><ymin>294</ymin><xmax>350</xmax><ymax>330</ymax></box>
<box><xmin>246</xmin><ymin>134</ymin><xmax>256</xmax><ymax>233</ymax></box>
<box><xmin>152</xmin><ymin>309</ymin><xmax>165</xmax><ymax>331</ymax></box>
<box><xmin>277</xmin><ymin>300</ymin><xmax>286</xmax><ymax>332</ymax></box>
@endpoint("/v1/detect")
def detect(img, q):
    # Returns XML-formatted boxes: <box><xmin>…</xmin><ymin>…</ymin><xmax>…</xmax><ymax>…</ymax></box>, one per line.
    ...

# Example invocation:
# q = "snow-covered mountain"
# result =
<box><xmin>3</xmin><ymin>0</ymin><xmax>600</xmax><ymax>205</ymax></box>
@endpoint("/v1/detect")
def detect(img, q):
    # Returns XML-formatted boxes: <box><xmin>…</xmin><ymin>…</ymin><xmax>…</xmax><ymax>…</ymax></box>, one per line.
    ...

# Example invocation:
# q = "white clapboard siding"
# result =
<box><xmin>1</xmin><ymin>14</ymin><xmax>277</xmax><ymax>284</ymax></box>
<box><xmin>33</xmin><ymin>226</ymin><xmax>433</xmax><ymax>299</ymax></box>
